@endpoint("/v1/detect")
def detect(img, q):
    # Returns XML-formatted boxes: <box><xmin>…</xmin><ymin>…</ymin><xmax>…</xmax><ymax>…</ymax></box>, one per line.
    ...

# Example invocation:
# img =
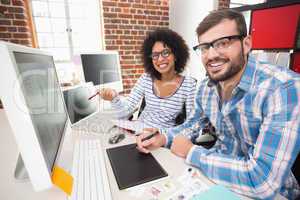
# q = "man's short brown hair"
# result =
<box><xmin>196</xmin><ymin>9</ymin><xmax>247</xmax><ymax>38</ymax></box>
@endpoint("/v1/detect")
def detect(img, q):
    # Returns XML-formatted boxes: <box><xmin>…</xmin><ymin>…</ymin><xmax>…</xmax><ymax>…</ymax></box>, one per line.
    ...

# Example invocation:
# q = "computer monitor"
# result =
<box><xmin>63</xmin><ymin>82</ymin><xmax>98</xmax><ymax>125</ymax></box>
<box><xmin>0</xmin><ymin>41</ymin><xmax>72</xmax><ymax>191</ymax></box>
<box><xmin>80</xmin><ymin>51</ymin><xmax>123</xmax><ymax>92</ymax></box>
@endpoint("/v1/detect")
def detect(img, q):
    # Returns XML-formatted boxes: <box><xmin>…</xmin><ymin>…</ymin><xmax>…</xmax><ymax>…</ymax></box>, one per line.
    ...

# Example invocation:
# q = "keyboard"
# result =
<box><xmin>69</xmin><ymin>139</ymin><xmax>112</xmax><ymax>200</ymax></box>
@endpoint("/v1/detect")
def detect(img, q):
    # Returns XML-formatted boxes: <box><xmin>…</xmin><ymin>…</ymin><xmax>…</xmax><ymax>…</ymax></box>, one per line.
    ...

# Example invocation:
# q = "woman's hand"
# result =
<box><xmin>99</xmin><ymin>88</ymin><xmax>118</xmax><ymax>101</ymax></box>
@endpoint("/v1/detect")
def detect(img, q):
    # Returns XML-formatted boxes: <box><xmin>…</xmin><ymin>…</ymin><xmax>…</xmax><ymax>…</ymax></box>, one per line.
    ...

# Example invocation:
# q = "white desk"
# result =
<box><xmin>0</xmin><ymin>109</ymin><xmax>254</xmax><ymax>200</ymax></box>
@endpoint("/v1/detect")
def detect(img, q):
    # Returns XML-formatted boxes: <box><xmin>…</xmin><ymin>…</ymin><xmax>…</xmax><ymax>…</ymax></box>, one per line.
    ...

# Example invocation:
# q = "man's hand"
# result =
<box><xmin>99</xmin><ymin>88</ymin><xmax>117</xmax><ymax>101</ymax></box>
<box><xmin>136</xmin><ymin>128</ymin><xmax>166</xmax><ymax>154</ymax></box>
<box><xmin>171</xmin><ymin>135</ymin><xmax>194</xmax><ymax>158</ymax></box>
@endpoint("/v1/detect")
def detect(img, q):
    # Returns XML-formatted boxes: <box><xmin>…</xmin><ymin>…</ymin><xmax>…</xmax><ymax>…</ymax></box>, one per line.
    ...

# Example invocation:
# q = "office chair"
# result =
<box><xmin>194</xmin><ymin>122</ymin><xmax>217</xmax><ymax>149</ymax></box>
<box><xmin>292</xmin><ymin>152</ymin><xmax>300</xmax><ymax>185</ymax></box>
<box><xmin>292</xmin><ymin>152</ymin><xmax>300</xmax><ymax>200</ymax></box>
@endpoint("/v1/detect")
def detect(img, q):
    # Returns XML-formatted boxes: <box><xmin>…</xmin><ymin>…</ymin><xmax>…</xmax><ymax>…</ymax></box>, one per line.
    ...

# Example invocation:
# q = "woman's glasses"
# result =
<box><xmin>150</xmin><ymin>49</ymin><xmax>171</xmax><ymax>60</ymax></box>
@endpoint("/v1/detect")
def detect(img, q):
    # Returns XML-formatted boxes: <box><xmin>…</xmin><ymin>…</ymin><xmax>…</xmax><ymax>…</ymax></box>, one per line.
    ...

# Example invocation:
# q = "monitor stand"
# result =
<box><xmin>14</xmin><ymin>154</ymin><xmax>29</xmax><ymax>180</ymax></box>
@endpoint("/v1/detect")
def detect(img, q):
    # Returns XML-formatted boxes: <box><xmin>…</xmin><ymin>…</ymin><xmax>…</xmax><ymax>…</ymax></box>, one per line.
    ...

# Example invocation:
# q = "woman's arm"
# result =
<box><xmin>111</xmin><ymin>74</ymin><xmax>147</xmax><ymax>118</ymax></box>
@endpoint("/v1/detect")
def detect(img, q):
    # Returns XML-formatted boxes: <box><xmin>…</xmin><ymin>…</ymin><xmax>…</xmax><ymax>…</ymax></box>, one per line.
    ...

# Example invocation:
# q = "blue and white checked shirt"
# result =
<box><xmin>163</xmin><ymin>57</ymin><xmax>300</xmax><ymax>199</ymax></box>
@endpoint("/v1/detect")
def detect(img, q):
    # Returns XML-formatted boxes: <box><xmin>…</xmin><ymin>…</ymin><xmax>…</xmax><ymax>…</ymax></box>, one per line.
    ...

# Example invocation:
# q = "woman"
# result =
<box><xmin>99</xmin><ymin>28</ymin><xmax>197</xmax><ymax>130</ymax></box>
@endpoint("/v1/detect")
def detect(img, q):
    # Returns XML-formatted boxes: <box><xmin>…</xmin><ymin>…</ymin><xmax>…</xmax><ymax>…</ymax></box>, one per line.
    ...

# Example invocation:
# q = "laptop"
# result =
<box><xmin>62</xmin><ymin>82</ymin><xmax>114</xmax><ymax>133</ymax></box>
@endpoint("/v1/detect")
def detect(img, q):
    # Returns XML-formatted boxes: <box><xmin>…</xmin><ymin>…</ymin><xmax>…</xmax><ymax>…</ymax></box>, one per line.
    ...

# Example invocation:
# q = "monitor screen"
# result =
<box><xmin>14</xmin><ymin>52</ymin><xmax>67</xmax><ymax>172</ymax></box>
<box><xmin>63</xmin><ymin>83</ymin><xmax>98</xmax><ymax>125</ymax></box>
<box><xmin>81</xmin><ymin>53</ymin><xmax>121</xmax><ymax>85</ymax></box>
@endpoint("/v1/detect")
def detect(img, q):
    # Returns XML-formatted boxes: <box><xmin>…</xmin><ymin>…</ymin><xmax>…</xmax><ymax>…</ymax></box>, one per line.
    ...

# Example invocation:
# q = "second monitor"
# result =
<box><xmin>80</xmin><ymin>51</ymin><xmax>123</xmax><ymax>92</ymax></box>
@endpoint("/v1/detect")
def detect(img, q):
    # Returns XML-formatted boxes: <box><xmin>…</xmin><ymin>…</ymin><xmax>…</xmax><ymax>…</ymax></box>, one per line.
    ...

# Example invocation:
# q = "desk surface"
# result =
<box><xmin>0</xmin><ymin>109</ymin><xmax>252</xmax><ymax>200</ymax></box>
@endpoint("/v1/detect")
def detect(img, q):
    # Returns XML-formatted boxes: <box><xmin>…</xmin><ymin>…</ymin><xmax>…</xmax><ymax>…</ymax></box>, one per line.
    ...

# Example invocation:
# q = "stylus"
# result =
<box><xmin>141</xmin><ymin>131</ymin><xmax>159</xmax><ymax>142</ymax></box>
<box><xmin>135</xmin><ymin>131</ymin><xmax>159</xmax><ymax>149</ymax></box>
<box><xmin>88</xmin><ymin>92</ymin><xmax>99</xmax><ymax>100</ymax></box>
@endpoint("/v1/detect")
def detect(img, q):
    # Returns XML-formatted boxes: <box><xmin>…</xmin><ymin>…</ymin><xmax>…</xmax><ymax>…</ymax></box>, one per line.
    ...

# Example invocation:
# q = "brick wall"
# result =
<box><xmin>218</xmin><ymin>0</ymin><xmax>230</xmax><ymax>9</ymax></box>
<box><xmin>0</xmin><ymin>0</ymin><xmax>34</xmax><ymax>108</ymax></box>
<box><xmin>102</xmin><ymin>0</ymin><xmax>169</xmax><ymax>93</ymax></box>
<box><xmin>0</xmin><ymin>0</ymin><xmax>33</xmax><ymax>47</ymax></box>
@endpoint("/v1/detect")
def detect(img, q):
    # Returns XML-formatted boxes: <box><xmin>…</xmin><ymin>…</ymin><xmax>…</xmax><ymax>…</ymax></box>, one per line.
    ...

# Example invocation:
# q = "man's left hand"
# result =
<box><xmin>171</xmin><ymin>135</ymin><xmax>194</xmax><ymax>158</ymax></box>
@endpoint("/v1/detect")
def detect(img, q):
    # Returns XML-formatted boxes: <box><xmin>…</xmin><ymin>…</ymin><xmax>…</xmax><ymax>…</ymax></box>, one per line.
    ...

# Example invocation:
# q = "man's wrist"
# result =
<box><xmin>185</xmin><ymin>145</ymin><xmax>196</xmax><ymax>164</ymax></box>
<box><xmin>160</xmin><ymin>133</ymin><xmax>167</xmax><ymax>147</ymax></box>
<box><xmin>160</xmin><ymin>130</ymin><xmax>169</xmax><ymax>148</ymax></box>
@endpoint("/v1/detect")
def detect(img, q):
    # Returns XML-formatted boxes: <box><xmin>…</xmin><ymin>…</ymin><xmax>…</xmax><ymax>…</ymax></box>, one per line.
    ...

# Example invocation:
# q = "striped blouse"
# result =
<box><xmin>111</xmin><ymin>73</ymin><xmax>197</xmax><ymax>129</ymax></box>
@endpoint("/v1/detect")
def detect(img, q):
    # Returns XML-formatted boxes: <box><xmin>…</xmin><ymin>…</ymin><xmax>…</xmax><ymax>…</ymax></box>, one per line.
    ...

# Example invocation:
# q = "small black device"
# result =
<box><xmin>108</xmin><ymin>133</ymin><xmax>125</xmax><ymax>144</ymax></box>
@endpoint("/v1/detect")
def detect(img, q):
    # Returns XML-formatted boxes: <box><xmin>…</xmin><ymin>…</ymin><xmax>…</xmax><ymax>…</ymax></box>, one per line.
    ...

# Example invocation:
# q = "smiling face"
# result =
<box><xmin>151</xmin><ymin>41</ymin><xmax>176</xmax><ymax>78</ymax></box>
<box><xmin>198</xmin><ymin>19</ymin><xmax>251</xmax><ymax>82</ymax></box>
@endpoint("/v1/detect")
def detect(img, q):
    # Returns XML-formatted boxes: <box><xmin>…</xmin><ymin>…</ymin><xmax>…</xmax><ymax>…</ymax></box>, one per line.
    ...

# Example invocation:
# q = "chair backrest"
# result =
<box><xmin>174</xmin><ymin>102</ymin><xmax>186</xmax><ymax>125</ymax></box>
<box><xmin>137</xmin><ymin>97</ymin><xmax>146</xmax><ymax>118</ymax></box>
<box><xmin>292</xmin><ymin>152</ymin><xmax>300</xmax><ymax>184</ymax></box>
<box><xmin>137</xmin><ymin>97</ymin><xmax>186</xmax><ymax>125</ymax></box>
<box><xmin>194</xmin><ymin>122</ymin><xmax>217</xmax><ymax>149</ymax></box>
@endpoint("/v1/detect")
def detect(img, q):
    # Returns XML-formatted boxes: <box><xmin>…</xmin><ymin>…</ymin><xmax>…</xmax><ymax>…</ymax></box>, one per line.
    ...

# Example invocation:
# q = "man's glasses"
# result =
<box><xmin>150</xmin><ymin>49</ymin><xmax>171</xmax><ymax>60</ymax></box>
<box><xmin>193</xmin><ymin>35</ymin><xmax>244</xmax><ymax>55</ymax></box>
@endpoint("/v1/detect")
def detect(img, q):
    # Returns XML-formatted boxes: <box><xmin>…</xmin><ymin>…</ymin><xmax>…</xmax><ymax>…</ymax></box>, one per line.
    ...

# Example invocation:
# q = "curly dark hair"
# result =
<box><xmin>141</xmin><ymin>28</ymin><xmax>190</xmax><ymax>80</ymax></box>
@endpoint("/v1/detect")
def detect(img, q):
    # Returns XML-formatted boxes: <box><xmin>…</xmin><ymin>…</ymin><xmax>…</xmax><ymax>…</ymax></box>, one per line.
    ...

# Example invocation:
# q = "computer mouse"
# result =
<box><xmin>108</xmin><ymin>133</ymin><xmax>125</xmax><ymax>144</ymax></box>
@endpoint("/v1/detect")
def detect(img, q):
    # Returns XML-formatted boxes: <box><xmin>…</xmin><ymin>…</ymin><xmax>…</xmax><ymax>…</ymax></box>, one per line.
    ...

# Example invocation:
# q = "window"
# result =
<box><xmin>230</xmin><ymin>0</ymin><xmax>265</xmax><ymax>8</ymax></box>
<box><xmin>31</xmin><ymin>0</ymin><xmax>103</xmax><ymax>83</ymax></box>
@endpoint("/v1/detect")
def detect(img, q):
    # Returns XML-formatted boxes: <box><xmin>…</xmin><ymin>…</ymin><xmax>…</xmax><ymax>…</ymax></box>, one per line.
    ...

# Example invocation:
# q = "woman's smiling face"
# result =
<box><xmin>151</xmin><ymin>41</ymin><xmax>176</xmax><ymax>77</ymax></box>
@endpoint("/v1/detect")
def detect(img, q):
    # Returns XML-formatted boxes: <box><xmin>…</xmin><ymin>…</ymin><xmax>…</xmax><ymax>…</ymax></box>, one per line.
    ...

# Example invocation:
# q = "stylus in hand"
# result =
<box><xmin>135</xmin><ymin>131</ymin><xmax>159</xmax><ymax>149</ymax></box>
<box><xmin>141</xmin><ymin>131</ymin><xmax>159</xmax><ymax>142</ymax></box>
<box><xmin>88</xmin><ymin>92</ymin><xmax>99</xmax><ymax>100</ymax></box>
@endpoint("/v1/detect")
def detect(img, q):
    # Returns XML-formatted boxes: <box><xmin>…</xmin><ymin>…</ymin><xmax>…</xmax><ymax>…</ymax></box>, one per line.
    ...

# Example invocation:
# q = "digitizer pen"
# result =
<box><xmin>88</xmin><ymin>92</ymin><xmax>99</xmax><ymax>100</ymax></box>
<box><xmin>141</xmin><ymin>131</ymin><xmax>160</xmax><ymax>142</ymax></box>
<box><xmin>135</xmin><ymin>131</ymin><xmax>159</xmax><ymax>149</ymax></box>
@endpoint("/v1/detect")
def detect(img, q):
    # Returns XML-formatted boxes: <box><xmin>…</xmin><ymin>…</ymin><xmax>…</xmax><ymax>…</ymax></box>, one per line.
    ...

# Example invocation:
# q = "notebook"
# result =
<box><xmin>106</xmin><ymin>143</ymin><xmax>168</xmax><ymax>190</ymax></box>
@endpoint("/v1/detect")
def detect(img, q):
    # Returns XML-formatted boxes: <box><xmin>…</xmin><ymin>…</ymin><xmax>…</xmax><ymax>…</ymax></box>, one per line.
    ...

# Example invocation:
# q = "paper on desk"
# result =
<box><xmin>128</xmin><ymin>186</ymin><xmax>146</xmax><ymax>198</ymax></box>
<box><xmin>110</xmin><ymin>119</ymin><xmax>153</xmax><ymax>133</ymax></box>
<box><xmin>164</xmin><ymin>167</ymin><xmax>209</xmax><ymax>200</ymax></box>
<box><xmin>165</xmin><ymin>179</ymin><xmax>209</xmax><ymax>200</ymax></box>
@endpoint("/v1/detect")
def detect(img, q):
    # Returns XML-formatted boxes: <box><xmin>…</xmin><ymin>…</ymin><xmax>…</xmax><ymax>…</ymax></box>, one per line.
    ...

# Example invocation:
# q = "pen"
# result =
<box><xmin>134</xmin><ymin>131</ymin><xmax>159</xmax><ymax>149</ymax></box>
<box><xmin>141</xmin><ymin>131</ymin><xmax>160</xmax><ymax>142</ymax></box>
<box><xmin>88</xmin><ymin>92</ymin><xmax>99</xmax><ymax>100</ymax></box>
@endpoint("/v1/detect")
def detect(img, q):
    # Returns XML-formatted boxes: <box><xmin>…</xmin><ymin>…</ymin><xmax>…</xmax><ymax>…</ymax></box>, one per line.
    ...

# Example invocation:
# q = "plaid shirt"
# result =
<box><xmin>164</xmin><ymin>57</ymin><xmax>300</xmax><ymax>199</ymax></box>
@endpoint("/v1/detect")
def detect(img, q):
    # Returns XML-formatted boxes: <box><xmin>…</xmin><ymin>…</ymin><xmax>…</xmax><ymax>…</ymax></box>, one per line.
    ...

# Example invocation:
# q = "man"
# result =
<box><xmin>136</xmin><ymin>9</ymin><xmax>300</xmax><ymax>199</ymax></box>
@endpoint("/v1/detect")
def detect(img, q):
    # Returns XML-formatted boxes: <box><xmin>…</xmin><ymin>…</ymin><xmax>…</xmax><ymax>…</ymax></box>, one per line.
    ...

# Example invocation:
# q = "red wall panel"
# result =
<box><xmin>251</xmin><ymin>4</ymin><xmax>300</xmax><ymax>49</ymax></box>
